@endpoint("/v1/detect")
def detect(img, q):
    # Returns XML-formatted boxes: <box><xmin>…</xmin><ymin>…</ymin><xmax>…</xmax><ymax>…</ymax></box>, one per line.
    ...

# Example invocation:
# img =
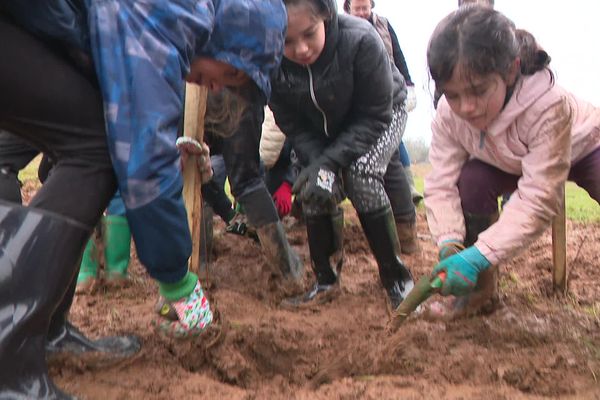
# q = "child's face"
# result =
<box><xmin>441</xmin><ymin>63</ymin><xmax>517</xmax><ymax>131</ymax></box>
<box><xmin>186</xmin><ymin>58</ymin><xmax>249</xmax><ymax>93</ymax></box>
<box><xmin>349</xmin><ymin>0</ymin><xmax>372</xmax><ymax>20</ymax></box>
<box><xmin>284</xmin><ymin>5</ymin><xmax>326</xmax><ymax>66</ymax></box>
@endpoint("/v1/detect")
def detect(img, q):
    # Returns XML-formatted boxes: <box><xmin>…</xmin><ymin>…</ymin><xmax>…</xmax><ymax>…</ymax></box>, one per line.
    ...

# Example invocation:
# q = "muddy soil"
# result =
<box><xmin>23</xmin><ymin>180</ymin><xmax>599</xmax><ymax>399</ymax></box>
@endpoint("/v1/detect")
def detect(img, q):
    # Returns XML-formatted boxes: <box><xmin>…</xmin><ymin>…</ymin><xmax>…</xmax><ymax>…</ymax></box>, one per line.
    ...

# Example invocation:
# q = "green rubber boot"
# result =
<box><xmin>76</xmin><ymin>232</ymin><xmax>100</xmax><ymax>294</ymax></box>
<box><xmin>104</xmin><ymin>215</ymin><xmax>131</xmax><ymax>286</ymax></box>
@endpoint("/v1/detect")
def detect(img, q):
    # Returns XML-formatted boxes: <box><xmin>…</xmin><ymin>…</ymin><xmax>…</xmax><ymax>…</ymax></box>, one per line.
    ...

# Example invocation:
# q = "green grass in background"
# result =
<box><xmin>565</xmin><ymin>182</ymin><xmax>600</xmax><ymax>222</ymax></box>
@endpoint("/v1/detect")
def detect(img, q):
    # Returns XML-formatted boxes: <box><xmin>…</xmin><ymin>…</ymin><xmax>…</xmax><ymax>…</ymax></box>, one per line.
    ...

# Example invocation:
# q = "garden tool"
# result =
<box><xmin>388</xmin><ymin>272</ymin><xmax>446</xmax><ymax>331</ymax></box>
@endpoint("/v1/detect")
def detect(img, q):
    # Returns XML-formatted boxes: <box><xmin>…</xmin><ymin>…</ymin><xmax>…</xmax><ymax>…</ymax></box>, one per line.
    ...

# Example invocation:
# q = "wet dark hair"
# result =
<box><xmin>428</xmin><ymin>6</ymin><xmax>551</xmax><ymax>93</ymax></box>
<box><xmin>342</xmin><ymin>0</ymin><xmax>375</xmax><ymax>14</ymax></box>
<box><xmin>284</xmin><ymin>0</ymin><xmax>335</xmax><ymax>21</ymax></box>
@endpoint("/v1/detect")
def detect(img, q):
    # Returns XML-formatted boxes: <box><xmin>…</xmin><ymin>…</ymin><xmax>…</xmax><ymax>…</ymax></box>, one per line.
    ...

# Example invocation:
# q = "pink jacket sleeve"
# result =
<box><xmin>425</xmin><ymin>113</ymin><xmax>470</xmax><ymax>246</ymax></box>
<box><xmin>475</xmin><ymin>99</ymin><xmax>572</xmax><ymax>264</ymax></box>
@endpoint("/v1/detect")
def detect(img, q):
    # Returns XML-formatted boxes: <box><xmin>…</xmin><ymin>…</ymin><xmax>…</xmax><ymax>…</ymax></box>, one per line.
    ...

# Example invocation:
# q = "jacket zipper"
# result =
<box><xmin>307</xmin><ymin>66</ymin><xmax>329</xmax><ymax>137</ymax></box>
<box><xmin>479</xmin><ymin>130</ymin><xmax>486</xmax><ymax>149</ymax></box>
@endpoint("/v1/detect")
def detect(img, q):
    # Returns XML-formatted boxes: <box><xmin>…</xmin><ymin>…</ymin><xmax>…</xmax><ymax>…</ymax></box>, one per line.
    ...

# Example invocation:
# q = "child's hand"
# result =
<box><xmin>176</xmin><ymin>137</ymin><xmax>213</xmax><ymax>184</ymax></box>
<box><xmin>431</xmin><ymin>246</ymin><xmax>491</xmax><ymax>296</ymax></box>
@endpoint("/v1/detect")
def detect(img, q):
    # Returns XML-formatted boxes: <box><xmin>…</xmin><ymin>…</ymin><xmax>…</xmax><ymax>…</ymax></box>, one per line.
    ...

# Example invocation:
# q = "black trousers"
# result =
<box><xmin>0</xmin><ymin>16</ymin><xmax>116</xmax><ymax>227</ymax></box>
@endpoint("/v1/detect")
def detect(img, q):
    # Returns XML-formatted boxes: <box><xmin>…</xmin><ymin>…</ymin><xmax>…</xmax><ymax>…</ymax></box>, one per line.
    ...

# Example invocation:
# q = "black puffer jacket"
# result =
<box><xmin>269</xmin><ymin>5</ymin><xmax>406</xmax><ymax>169</ymax></box>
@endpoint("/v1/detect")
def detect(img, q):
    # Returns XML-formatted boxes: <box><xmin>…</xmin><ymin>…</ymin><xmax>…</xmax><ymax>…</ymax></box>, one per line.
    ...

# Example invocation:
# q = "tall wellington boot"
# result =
<box><xmin>358</xmin><ymin>207</ymin><xmax>415</xmax><ymax>310</ymax></box>
<box><xmin>103</xmin><ymin>215</ymin><xmax>131</xmax><ymax>286</ymax></box>
<box><xmin>0</xmin><ymin>202</ymin><xmax>90</xmax><ymax>399</ymax></box>
<box><xmin>256</xmin><ymin>220</ymin><xmax>304</xmax><ymax>282</ymax></box>
<box><xmin>281</xmin><ymin>209</ymin><xmax>344</xmax><ymax>308</ymax></box>
<box><xmin>46</xmin><ymin>276</ymin><xmax>140</xmax><ymax>366</ymax></box>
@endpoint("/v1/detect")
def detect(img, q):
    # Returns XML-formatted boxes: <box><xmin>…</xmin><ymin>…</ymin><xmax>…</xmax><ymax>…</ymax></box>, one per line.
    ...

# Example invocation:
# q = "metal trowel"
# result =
<box><xmin>388</xmin><ymin>272</ymin><xmax>446</xmax><ymax>331</ymax></box>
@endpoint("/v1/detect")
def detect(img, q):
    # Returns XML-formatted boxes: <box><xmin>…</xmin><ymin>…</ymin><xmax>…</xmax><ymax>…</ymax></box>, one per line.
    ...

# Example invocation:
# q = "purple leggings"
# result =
<box><xmin>458</xmin><ymin>146</ymin><xmax>600</xmax><ymax>214</ymax></box>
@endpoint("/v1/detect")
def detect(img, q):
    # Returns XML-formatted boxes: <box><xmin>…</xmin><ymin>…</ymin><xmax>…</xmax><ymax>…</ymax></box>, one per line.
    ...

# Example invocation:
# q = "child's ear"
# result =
<box><xmin>507</xmin><ymin>57</ymin><xmax>520</xmax><ymax>85</ymax></box>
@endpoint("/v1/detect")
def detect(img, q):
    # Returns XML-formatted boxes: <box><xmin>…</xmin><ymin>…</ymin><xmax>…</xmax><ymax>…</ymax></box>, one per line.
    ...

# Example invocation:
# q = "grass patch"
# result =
<box><xmin>565</xmin><ymin>182</ymin><xmax>600</xmax><ymax>222</ymax></box>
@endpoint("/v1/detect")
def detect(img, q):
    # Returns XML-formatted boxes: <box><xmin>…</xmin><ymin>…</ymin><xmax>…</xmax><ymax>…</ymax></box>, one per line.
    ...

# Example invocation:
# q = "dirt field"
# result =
<box><xmin>33</xmin><ymin>181</ymin><xmax>600</xmax><ymax>399</ymax></box>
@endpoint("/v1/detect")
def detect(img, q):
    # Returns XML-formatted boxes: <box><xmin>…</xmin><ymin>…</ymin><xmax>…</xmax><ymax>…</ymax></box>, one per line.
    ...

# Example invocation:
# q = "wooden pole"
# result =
<box><xmin>182</xmin><ymin>83</ymin><xmax>208</xmax><ymax>275</ymax></box>
<box><xmin>551</xmin><ymin>184</ymin><xmax>567</xmax><ymax>294</ymax></box>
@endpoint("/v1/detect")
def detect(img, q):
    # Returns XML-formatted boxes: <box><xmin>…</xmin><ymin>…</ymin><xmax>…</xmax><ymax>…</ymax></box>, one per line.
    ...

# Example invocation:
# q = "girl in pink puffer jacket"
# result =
<box><xmin>424</xmin><ymin>6</ymin><xmax>600</xmax><ymax>319</ymax></box>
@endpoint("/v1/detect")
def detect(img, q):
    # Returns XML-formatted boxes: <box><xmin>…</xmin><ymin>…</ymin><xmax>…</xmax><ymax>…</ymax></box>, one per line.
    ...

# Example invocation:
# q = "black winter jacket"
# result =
<box><xmin>269</xmin><ymin>12</ymin><xmax>407</xmax><ymax>169</ymax></box>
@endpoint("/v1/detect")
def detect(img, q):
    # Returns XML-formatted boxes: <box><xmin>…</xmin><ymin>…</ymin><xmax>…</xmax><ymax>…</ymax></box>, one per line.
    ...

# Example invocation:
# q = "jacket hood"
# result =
<box><xmin>486</xmin><ymin>70</ymin><xmax>555</xmax><ymax>136</ymax></box>
<box><xmin>200</xmin><ymin>0</ymin><xmax>287</xmax><ymax>102</ymax></box>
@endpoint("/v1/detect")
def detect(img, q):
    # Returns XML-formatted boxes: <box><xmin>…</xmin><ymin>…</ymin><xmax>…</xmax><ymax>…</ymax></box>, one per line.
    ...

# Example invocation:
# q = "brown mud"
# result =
<box><xmin>21</xmin><ymin>180</ymin><xmax>600</xmax><ymax>399</ymax></box>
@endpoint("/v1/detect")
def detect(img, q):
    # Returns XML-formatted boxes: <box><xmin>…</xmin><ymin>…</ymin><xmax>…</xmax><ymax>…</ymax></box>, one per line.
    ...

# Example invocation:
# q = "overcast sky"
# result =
<box><xmin>336</xmin><ymin>0</ymin><xmax>600</xmax><ymax>143</ymax></box>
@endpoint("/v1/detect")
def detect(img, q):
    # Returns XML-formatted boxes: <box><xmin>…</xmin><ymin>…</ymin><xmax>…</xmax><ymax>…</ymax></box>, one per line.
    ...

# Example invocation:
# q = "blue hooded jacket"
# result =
<box><xmin>4</xmin><ymin>0</ymin><xmax>287</xmax><ymax>282</ymax></box>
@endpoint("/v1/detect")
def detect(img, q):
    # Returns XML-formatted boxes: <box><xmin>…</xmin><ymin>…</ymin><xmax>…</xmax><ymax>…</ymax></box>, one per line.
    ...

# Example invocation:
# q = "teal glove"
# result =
<box><xmin>431</xmin><ymin>246</ymin><xmax>491</xmax><ymax>296</ymax></box>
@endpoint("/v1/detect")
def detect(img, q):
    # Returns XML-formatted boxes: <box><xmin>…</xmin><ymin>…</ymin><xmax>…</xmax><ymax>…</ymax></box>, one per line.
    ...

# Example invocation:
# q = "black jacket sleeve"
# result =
<box><xmin>320</xmin><ymin>28</ymin><xmax>395</xmax><ymax>169</ymax></box>
<box><xmin>388</xmin><ymin>23</ymin><xmax>413</xmax><ymax>86</ymax></box>
<box><xmin>269</xmin><ymin>91</ymin><xmax>327</xmax><ymax>166</ymax></box>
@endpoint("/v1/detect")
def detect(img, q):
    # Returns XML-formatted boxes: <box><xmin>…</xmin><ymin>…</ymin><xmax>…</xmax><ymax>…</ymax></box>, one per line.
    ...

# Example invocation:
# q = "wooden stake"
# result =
<box><xmin>551</xmin><ymin>184</ymin><xmax>567</xmax><ymax>294</ymax></box>
<box><xmin>182</xmin><ymin>83</ymin><xmax>207</xmax><ymax>275</ymax></box>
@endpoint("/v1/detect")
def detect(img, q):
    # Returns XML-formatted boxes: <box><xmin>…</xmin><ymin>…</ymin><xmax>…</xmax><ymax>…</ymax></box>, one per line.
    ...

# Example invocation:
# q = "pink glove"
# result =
<box><xmin>273</xmin><ymin>181</ymin><xmax>292</xmax><ymax>218</ymax></box>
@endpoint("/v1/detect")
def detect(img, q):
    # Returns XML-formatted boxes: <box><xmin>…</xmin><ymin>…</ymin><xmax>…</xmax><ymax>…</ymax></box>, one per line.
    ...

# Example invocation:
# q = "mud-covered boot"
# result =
<box><xmin>281</xmin><ymin>209</ymin><xmax>344</xmax><ymax>308</ymax></box>
<box><xmin>396</xmin><ymin>220</ymin><xmax>419</xmax><ymax>255</ymax></box>
<box><xmin>0</xmin><ymin>203</ymin><xmax>91</xmax><ymax>399</ymax></box>
<box><xmin>103</xmin><ymin>215</ymin><xmax>131</xmax><ymax>287</ymax></box>
<box><xmin>256</xmin><ymin>220</ymin><xmax>304</xmax><ymax>282</ymax></box>
<box><xmin>424</xmin><ymin>211</ymin><xmax>501</xmax><ymax>320</ymax></box>
<box><xmin>358</xmin><ymin>207</ymin><xmax>415</xmax><ymax>310</ymax></box>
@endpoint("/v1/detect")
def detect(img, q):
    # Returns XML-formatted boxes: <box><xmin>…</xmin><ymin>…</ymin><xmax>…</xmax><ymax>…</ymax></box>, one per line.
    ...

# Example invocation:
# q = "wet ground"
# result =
<box><xmin>39</xmin><ymin>189</ymin><xmax>600</xmax><ymax>400</ymax></box>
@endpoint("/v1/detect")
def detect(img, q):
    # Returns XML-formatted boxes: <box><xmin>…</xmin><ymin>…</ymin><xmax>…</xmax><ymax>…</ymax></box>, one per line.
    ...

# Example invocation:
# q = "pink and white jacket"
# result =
<box><xmin>425</xmin><ymin>70</ymin><xmax>600</xmax><ymax>264</ymax></box>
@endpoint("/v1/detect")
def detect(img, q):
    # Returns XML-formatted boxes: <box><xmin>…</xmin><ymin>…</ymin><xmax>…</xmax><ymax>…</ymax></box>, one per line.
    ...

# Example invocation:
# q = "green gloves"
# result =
<box><xmin>432</xmin><ymin>246</ymin><xmax>491</xmax><ymax>296</ymax></box>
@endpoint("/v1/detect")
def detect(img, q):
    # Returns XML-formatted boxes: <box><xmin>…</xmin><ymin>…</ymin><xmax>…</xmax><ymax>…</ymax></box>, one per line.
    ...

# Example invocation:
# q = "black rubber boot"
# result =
<box><xmin>358</xmin><ymin>207</ymin><xmax>415</xmax><ymax>310</ymax></box>
<box><xmin>0</xmin><ymin>202</ymin><xmax>90</xmax><ymax>399</ymax></box>
<box><xmin>256</xmin><ymin>221</ymin><xmax>304</xmax><ymax>282</ymax></box>
<box><xmin>46</xmin><ymin>278</ymin><xmax>140</xmax><ymax>366</ymax></box>
<box><xmin>282</xmin><ymin>209</ymin><xmax>344</xmax><ymax>308</ymax></box>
